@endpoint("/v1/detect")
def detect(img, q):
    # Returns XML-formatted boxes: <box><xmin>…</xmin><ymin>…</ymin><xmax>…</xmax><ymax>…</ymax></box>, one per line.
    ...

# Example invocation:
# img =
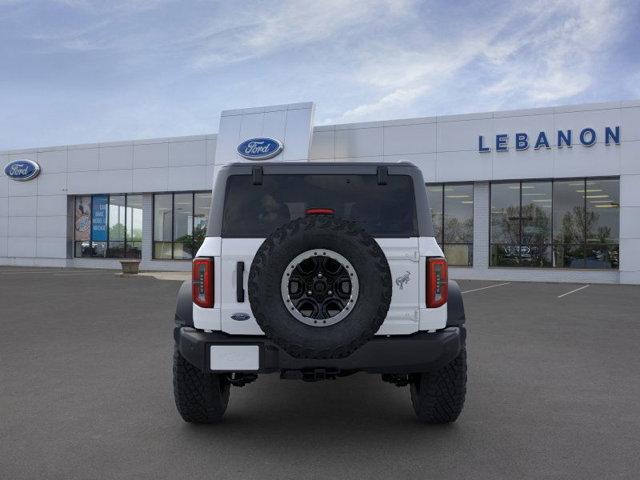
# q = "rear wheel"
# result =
<box><xmin>173</xmin><ymin>348</ymin><xmax>230</xmax><ymax>423</ymax></box>
<box><xmin>409</xmin><ymin>345</ymin><xmax>467</xmax><ymax>424</ymax></box>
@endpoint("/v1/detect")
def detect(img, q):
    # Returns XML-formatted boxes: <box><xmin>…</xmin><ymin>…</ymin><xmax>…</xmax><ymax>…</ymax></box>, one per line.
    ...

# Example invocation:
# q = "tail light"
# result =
<box><xmin>305</xmin><ymin>208</ymin><xmax>335</xmax><ymax>215</ymax></box>
<box><xmin>426</xmin><ymin>257</ymin><xmax>448</xmax><ymax>308</ymax></box>
<box><xmin>192</xmin><ymin>258</ymin><xmax>214</xmax><ymax>308</ymax></box>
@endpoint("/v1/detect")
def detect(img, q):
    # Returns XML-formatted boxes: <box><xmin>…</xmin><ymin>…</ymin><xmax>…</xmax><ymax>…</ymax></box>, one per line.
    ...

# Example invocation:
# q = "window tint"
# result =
<box><xmin>222</xmin><ymin>174</ymin><xmax>418</xmax><ymax>237</ymax></box>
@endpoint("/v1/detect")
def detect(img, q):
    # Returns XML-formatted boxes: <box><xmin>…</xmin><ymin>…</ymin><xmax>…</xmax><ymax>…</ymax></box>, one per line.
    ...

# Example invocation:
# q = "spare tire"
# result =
<box><xmin>248</xmin><ymin>215</ymin><xmax>392</xmax><ymax>359</ymax></box>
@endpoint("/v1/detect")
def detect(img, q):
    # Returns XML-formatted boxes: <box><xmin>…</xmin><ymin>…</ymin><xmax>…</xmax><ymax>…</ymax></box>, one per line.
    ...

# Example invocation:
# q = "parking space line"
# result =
<box><xmin>461</xmin><ymin>282</ymin><xmax>511</xmax><ymax>294</ymax></box>
<box><xmin>557</xmin><ymin>284</ymin><xmax>590</xmax><ymax>298</ymax></box>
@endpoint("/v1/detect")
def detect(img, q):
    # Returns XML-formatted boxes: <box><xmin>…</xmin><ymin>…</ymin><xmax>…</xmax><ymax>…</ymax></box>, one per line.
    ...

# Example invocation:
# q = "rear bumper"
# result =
<box><xmin>175</xmin><ymin>326</ymin><xmax>465</xmax><ymax>375</ymax></box>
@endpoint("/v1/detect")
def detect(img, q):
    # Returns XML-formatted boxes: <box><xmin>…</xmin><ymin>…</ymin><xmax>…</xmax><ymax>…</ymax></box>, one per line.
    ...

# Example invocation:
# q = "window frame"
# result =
<box><xmin>73</xmin><ymin>193</ymin><xmax>143</xmax><ymax>259</ymax></box>
<box><xmin>426</xmin><ymin>182</ymin><xmax>474</xmax><ymax>267</ymax></box>
<box><xmin>152</xmin><ymin>191</ymin><xmax>211</xmax><ymax>260</ymax></box>
<box><xmin>489</xmin><ymin>176</ymin><xmax>620</xmax><ymax>269</ymax></box>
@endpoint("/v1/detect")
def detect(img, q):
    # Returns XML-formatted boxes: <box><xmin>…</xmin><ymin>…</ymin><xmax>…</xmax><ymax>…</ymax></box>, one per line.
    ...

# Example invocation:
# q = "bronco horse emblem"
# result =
<box><xmin>395</xmin><ymin>271</ymin><xmax>411</xmax><ymax>290</ymax></box>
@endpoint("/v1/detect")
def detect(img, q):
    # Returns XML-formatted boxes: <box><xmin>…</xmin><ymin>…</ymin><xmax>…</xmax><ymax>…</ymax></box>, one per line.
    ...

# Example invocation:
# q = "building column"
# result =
<box><xmin>473</xmin><ymin>181</ymin><xmax>490</xmax><ymax>271</ymax></box>
<box><xmin>142</xmin><ymin>193</ymin><xmax>153</xmax><ymax>263</ymax></box>
<box><xmin>619</xmin><ymin>174</ymin><xmax>640</xmax><ymax>284</ymax></box>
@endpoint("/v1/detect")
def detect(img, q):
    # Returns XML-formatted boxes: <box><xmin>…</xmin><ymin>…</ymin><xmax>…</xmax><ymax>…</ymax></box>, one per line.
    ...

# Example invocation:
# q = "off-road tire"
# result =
<box><xmin>173</xmin><ymin>347</ymin><xmax>230</xmax><ymax>423</ymax></box>
<box><xmin>248</xmin><ymin>215</ymin><xmax>392</xmax><ymax>359</ymax></box>
<box><xmin>409</xmin><ymin>344</ymin><xmax>467</xmax><ymax>423</ymax></box>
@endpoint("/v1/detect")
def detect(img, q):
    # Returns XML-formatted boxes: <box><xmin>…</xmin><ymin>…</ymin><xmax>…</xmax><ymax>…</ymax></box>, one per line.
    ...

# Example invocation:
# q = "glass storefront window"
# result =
<box><xmin>153</xmin><ymin>194</ymin><xmax>173</xmax><ymax>259</ymax></box>
<box><xmin>490</xmin><ymin>182</ymin><xmax>520</xmax><ymax>267</ymax></box>
<box><xmin>73</xmin><ymin>193</ymin><xmax>143</xmax><ymax>259</ymax></box>
<box><xmin>74</xmin><ymin>196</ymin><xmax>92</xmax><ymax>257</ymax></box>
<box><xmin>585</xmin><ymin>178</ymin><xmax>619</xmax><ymax>269</ymax></box>
<box><xmin>553</xmin><ymin>180</ymin><xmax>586</xmax><ymax>268</ymax></box>
<box><xmin>520</xmin><ymin>181</ymin><xmax>552</xmax><ymax>267</ymax></box>
<box><xmin>491</xmin><ymin>178</ymin><xmax>619</xmax><ymax>269</ymax></box>
<box><xmin>194</xmin><ymin>192</ymin><xmax>212</xmax><ymax>253</ymax></box>
<box><xmin>173</xmin><ymin>193</ymin><xmax>193</xmax><ymax>260</ymax></box>
<box><xmin>427</xmin><ymin>185</ymin><xmax>443</xmax><ymax>244</ymax></box>
<box><xmin>152</xmin><ymin>192</ymin><xmax>211</xmax><ymax>259</ymax></box>
<box><xmin>126</xmin><ymin>195</ymin><xmax>143</xmax><ymax>258</ymax></box>
<box><xmin>427</xmin><ymin>183</ymin><xmax>473</xmax><ymax>266</ymax></box>
<box><xmin>108</xmin><ymin>195</ymin><xmax>125</xmax><ymax>258</ymax></box>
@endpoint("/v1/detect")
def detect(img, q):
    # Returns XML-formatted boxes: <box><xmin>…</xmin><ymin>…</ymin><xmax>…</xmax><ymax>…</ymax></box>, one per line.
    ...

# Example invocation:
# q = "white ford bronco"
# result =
<box><xmin>173</xmin><ymin>162</ymin><xmax>467</xmax><ymax>423</ymax></box>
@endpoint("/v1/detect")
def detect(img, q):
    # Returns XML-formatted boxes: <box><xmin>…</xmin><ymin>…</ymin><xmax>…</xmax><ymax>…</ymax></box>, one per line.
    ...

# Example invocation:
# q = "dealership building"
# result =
<box><xmin>1</xmin><ymin>100</ymin><xmax>639</xmax><ymax>284</ymax></box>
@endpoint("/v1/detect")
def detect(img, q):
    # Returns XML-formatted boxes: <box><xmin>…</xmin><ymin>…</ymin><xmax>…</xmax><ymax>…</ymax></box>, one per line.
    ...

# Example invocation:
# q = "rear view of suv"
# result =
<box><xmin>173</xmin><ymin>162</ymin><xmax>467</xmax><ymax>423</ymax></box>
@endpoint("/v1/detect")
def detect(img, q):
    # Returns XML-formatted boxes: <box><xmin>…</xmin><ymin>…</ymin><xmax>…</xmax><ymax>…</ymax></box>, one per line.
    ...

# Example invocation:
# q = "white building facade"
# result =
<box><xmin>1</xmin><ymin>100</ymin><xmax>639</xmax><ymax>284</ymax></box>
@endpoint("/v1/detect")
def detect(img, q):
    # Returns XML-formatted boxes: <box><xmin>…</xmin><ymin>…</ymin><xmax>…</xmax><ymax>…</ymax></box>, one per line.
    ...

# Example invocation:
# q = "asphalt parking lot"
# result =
<box><xmin>1</xmin><ymin>268</ymin><xmax>639</xmax><ymax>480</ymax></box>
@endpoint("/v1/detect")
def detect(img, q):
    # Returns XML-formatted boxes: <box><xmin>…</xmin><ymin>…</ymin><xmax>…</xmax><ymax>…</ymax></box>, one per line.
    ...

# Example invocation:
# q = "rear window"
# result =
<box><xmin>222</xmin><ymin>174</ymin><xmax>418</xmax><ymax>237</ymax></box>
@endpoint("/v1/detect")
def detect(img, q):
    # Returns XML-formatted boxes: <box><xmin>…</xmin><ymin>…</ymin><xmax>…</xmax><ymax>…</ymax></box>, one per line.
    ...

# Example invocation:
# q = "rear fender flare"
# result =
<box><xmin>446</xmin><ymin>280</ymin><xmax>465</xmax><ymax>326</ymax></box>
<box><xmin>175</xmin><ymin>280</ymin><xmax>194</xmax><ymax>328</ymax></box>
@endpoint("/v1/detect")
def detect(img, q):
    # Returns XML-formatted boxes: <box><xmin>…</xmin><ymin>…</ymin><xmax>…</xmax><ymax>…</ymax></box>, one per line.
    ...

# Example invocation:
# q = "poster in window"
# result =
<box><xmin>74</xmin><ymin>196</ymin><xmax>91</xmax><ymax>241</ymax></box>
<box><xmin>91</xmin><ymin>195</ymin><xmax>108</xmax><ymax>242</ymax></box>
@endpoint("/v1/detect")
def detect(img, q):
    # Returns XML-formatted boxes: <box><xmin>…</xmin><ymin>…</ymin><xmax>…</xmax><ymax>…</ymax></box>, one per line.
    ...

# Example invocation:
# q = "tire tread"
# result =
<box><xmin>173</xmin><ymin>348</ymin><xmax>230</xmax><ymax>423</ymax></box>
<box><xmin>410</xmin><ymin>346</ymin><xmax>467</xmax><ymax>424</ymax></box>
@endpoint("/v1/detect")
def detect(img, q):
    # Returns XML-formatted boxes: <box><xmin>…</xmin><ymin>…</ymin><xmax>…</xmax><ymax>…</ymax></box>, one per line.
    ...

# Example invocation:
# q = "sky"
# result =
<box><xmin>1</xmin><ymin>0</ymin><xmax>639</xmax><ymax>150</ymax></box>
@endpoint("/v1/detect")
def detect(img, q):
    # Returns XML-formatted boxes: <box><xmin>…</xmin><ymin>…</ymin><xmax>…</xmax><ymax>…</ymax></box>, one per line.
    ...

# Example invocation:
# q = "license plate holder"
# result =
<box><xmin>209</xmin><ymin>345</ymin><xmax>259</xmax><ymax>371</ymax></box>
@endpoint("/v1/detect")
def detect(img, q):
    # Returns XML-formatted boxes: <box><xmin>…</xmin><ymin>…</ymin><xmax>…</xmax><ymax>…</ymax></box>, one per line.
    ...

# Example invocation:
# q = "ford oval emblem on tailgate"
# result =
<box><xmin>231</xmin><ymin>313</ymin><xmax>251</xmax><ymax>321</ymax></box>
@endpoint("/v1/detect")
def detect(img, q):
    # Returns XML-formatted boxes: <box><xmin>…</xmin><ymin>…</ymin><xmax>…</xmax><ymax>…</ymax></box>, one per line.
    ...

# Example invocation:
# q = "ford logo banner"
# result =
<box><xmin>237</xmin><ymin>137</ymin><xmax>283</xmax><ymax>160</ymax></box>
<box><xmin>4</xmin><ymin>159</ymin><xmax>41</xmax><ymax>181</ymax></box>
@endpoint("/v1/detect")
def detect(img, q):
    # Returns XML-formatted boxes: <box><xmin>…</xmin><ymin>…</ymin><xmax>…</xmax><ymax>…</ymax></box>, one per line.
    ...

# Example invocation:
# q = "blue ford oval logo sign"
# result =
<box><xmin>231</xmin><ymin>313</ymin><xmax>251</xmax><ymax>321</ymax></box>
<box><xmin>4</xmin><ymin>159</ymin><xmax>41</xmax><ymax>182</ymax></box>
<box><xmin>237</xmin><ymin>137</ymin><xmax>283</xmax><ymax>160</ymax></box>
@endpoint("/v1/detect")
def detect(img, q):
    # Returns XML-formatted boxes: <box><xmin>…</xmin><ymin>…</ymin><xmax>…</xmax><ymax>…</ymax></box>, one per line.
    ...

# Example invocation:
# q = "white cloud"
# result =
<box><xmin>335</xmin><ymin>0</ymin><xmax>625</xmax><ymax>122</ymax></box>
<box><xmin>481</xmin><ymin>0</ymin><xmax>621</xmax><ymax>105</ymax></box>
<box><xmin>339</xmin><ymin>85</ymin><xmax>429</xmax><ymax>121</ymax></box>
<box><xmin>338</xmin><ymin>36</ymin><xmax>493</xmax><ymax>121</ymax></box>
<box><xmin>190</xmin><ymin>0</ymin><xmax>413</xmax><ymax>69</ymax></box>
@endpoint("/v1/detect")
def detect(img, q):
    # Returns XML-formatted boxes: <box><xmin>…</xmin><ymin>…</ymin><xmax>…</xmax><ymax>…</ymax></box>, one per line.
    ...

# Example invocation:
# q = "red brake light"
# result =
<box><xmin>426</xmin><ymin>258</ymin><xmax>448</xmax><ymax>308</ymax></box>
<box><xmin>192</xmin><ymin>258</ymin><xmax>214</xmax><ymax>308</ymax></box>
<box><xmin>305</xmin><ymin>208</ymin><xmax>335</xmax><ymax>215</ymax></box>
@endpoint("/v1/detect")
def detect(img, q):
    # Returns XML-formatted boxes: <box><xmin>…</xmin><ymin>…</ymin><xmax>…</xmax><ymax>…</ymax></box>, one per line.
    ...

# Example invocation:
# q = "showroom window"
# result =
<box><xmin>153</xmin><ymin>192</ymin><xmax>212</xmax><ymax>259</ymax></box>
<box><xmin>490</xmin><ymin>178</ymin><xmax>619</xmax><ymax>269</ymax></box>
<box><xmin>427</xmin><ymin>183</ymin><xmax>474</xmax><ymax>266</ymax></box>
<box><xmin>74</xmin><ymin>194</ymin><xmax>143</xmax><ymax>258</ymax></box>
